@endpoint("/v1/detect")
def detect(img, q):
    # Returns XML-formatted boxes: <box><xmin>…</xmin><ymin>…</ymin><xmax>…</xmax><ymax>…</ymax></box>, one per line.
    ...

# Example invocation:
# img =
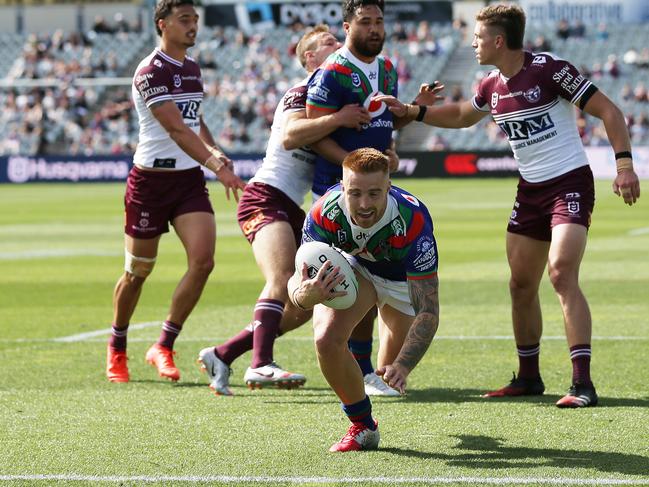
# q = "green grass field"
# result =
<box><xmin>0</xmin><ymin>179</ymin><xmax>647</xmax><ymax>486</ymax></box>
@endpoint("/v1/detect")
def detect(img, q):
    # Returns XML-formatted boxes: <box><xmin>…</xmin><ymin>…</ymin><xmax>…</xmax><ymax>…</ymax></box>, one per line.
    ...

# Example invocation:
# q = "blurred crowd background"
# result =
<box><xmin>1</xmin><ymin>14</ymin><xmax>648</xmax><ymax>157</ymax></box>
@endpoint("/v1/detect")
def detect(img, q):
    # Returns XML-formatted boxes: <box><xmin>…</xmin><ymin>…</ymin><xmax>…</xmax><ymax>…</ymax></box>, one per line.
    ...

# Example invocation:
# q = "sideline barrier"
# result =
<box><xmin>1</xmin><ymin>148</ymin><xmax>647</xmax><ymax>183</ymax></box>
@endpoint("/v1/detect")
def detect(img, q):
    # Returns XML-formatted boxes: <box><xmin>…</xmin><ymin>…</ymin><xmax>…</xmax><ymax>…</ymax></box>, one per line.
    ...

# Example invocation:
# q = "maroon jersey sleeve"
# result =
<box><xmin>282</xmin><ymin>84</ymin><xmax>308</xmax><ymax>112</ymax></box>
<box><xmin>544</xmin><ymin>55</ymin><xmax>596</xmax><ymax>108</ymax></box>
<box><xmin>471</xmin><ymin>71</ymin><xmax>496</xmax><ymax>112</ymax></box>
<box><xmin>134</xmin><ymin>62</ymin><xmax>173</xmax><ymax>107</ymax></box>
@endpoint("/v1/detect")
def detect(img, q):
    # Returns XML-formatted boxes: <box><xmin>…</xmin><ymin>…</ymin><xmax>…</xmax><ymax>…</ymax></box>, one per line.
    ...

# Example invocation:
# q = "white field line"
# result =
<box><xmin>629</xmin><ymin>227</ymin><xmax>649</xmax><ymax>236</ymax></box>
<box><xmin>0</xmin><ymin>249</ymin><xmax>120</xmax><ymax>260</ymax></box>
<box><xmin>52</xmin><ymin>322</ymin><xmax>161</xmax><ymax>342</ymax></box>
<box><xmin>0</xmin><ymin>475</ymin><xmax>647</xmax><ymax>485</ymax></box>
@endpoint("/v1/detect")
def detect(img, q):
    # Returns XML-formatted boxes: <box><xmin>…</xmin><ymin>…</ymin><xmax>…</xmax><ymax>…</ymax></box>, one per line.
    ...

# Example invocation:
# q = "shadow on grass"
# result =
<box><xmin>404</xmin><ymin>387</ymin><xmax>649</xmax><ymax>407</ymax></box>
<box><xmin>382</xmin><ymin>434</ymin><xmax>649</xmax><ymax>477</ymax></box>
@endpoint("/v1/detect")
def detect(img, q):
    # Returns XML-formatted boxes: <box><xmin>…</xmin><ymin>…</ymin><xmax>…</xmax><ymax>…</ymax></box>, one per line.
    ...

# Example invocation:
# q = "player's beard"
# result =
<box><xmin>352</xmin><ymin>33</ymin><xmax>385</xmax><ymax>58</ymax></box>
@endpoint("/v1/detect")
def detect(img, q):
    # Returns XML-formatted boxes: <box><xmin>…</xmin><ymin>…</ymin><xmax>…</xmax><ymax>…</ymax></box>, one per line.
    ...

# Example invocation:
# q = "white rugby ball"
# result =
<box><xmin>294</xmin><ymin>241</ymin><xmax>358</xmax><ymax>309</ymax></box>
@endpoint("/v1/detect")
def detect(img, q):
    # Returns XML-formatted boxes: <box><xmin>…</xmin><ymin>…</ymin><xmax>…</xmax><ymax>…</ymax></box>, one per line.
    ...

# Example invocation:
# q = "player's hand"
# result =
<box><xmin>612</xmin><ymin>164</ymin><xmax>640</xmax><ymax>206</ymax></box>
<box><xmin>413</xmin><ymin>81</ymin><xmax>445</xmax><ymax>106</ymax></box>
<box><xmin>375</xmin><ymin>363</ymin><xmax>408</xmax><ymax>394</ymax></box>
<box><xmin>372</xmin><ymin>95</ymin><xmax>407</xmax><ymax>117</ymax></box>
<box><xmin>208</xmin><ymin>146</ymin><xmax>234</xmax><ymax>170</ymax></box>
<box><xmin>385</xmin><ymin>148</ymin><xmax>399</xmax><ymax>172</ymax></box>
<box><xmin>294</xmin><ymin>261</ymin><xmax>347</xmax><ymax>309</ymax></box>
<box><xmin>215</xmin><ymin>165</ymin><xmax>246</xmax><ymax>202</ymax></box>
<box><xmin>334</xmin><ymin>103</ymin><xmax>371</xmax><ymax>131</ymax></box>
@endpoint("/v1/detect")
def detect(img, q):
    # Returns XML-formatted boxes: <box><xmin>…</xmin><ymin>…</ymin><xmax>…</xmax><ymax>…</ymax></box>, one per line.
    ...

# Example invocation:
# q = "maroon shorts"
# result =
<box><xmin>507</xmin><ymin>165</ymin><xmax>595</xmax><ymax>242</ymax></box>
<box><xmin>237</xmin><ymin>182</ymin><xmax>306</xmax><ymax>245</ymax></box>
<box><xmin>124</xmin><ymin>166</ymin><xmax>214</xmax><ymax>239</ymax></box>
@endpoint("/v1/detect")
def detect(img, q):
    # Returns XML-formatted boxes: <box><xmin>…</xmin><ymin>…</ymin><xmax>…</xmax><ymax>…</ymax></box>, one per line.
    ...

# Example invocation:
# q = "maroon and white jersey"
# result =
<box><xmin>132</xmin><ymin>48</ymin><xmax>204</xmax><ymax>170</ymax></box>
<box><xmin>472</xmin><ymin>51</ymin><xmax>598</xmax><ymax>182</ymax></box>
<box><xmin>250</xmin><ymin>77</ymin><xmax>316</xmax><ymax>207</ymax></box>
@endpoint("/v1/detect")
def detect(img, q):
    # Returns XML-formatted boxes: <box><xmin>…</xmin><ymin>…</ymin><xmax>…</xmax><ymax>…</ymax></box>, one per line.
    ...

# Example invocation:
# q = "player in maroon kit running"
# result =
<box><xmin>376</xmin><ymin>3</ymin><xmax>640</xmax><ymax>408</ymax></box>
<box><xmin>106</xmin><ymin>0</ymin><xmax>245</xmax><ymax>383</ymax></box>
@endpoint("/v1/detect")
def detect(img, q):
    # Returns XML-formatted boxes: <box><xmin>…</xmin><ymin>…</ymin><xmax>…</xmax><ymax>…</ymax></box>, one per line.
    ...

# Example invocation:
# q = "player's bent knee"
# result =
<box><xmin>124</xmin><ymin>249</ymin><xmax>156</xmax><ymax>278</ymax></box>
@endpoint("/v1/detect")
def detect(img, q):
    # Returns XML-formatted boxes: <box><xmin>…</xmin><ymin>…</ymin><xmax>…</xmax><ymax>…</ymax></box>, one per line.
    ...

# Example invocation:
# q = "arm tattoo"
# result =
<box><xmin>395</xmin><ymin>275</ymin><xmax>440</xmax><ymax>371</ymax></box>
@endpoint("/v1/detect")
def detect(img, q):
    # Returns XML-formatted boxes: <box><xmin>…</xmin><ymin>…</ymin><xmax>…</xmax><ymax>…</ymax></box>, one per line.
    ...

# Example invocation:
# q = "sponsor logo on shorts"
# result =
<box><xmin>509</xmin><ymin>201</ymin><xmax>519</xmax><ymax>225</ymax></box>
<box><xmin>242</xmin><ymin>211</ymin><xmax>265</xmax><ymax>236</ymax></box>
<box><xmin>567</xmin><ymin>201</ymin><xmax>580</xmax><ymax>215</ymax></box>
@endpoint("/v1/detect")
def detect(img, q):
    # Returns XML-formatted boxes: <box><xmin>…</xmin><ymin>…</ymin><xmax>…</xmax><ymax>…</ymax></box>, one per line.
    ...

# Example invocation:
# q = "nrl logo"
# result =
<box><xmin>491</xmin><ymin>92</ymin><xmax>499</xmax><ymax>108</ymax></box>
<box><xmin>351</xmin><ymin>73</ymin><xmax>361</xmax><ymax>88</ymax></box>
<box><xmin>173</xmin><ymin>74</ymin><xmax>182</xmax><ymax>88</ymax></box>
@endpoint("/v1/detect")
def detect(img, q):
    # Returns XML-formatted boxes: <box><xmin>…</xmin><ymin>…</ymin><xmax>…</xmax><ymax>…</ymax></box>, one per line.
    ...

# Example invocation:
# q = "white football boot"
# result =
<box><xmin>363</xmin><ymin>372</ymin><xmax>401</xmax><ymax>396</ymax></box>
<box><xmin>243</xmin><ymin>362</ymin><xmax>306</xmax><ymax>389</ymax></box>
<box><xmin>197</xmin><ymin>347</ymin><xmax>233</xmax><ymax>396</ymax></box>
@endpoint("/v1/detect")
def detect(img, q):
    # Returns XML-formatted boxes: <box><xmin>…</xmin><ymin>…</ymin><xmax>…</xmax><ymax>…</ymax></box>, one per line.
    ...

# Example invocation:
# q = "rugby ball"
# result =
<box><xmin>294</xmin><ymin>241</ymin><xmax>358</xmax><ymax>309</ymax></box>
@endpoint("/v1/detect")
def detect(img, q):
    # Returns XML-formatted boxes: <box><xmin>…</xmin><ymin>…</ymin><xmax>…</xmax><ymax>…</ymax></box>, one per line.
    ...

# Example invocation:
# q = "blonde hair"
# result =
<box><xmin>342</xmin><ymin>148</ymin><xmax>389</xmax><ymax>174</ymax></box>
<box><xmin>295</xmin><ymin>24</ymin><xmax>330</xmax><ymax>68</ymax></box>
<box><xmin>476</xmin><ymin>4</ymin><xmax>526</xmax><ymax>50</ymax></box>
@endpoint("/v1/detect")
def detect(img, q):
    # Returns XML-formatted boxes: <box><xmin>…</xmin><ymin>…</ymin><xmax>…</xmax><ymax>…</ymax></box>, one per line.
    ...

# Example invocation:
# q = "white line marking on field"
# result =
<box><xmin>0</xmin><ymin>475</ymin><xmax>646</xmax><ymax>485</ymax></box>
<box><xmin>0</xmin><ymin>249</ymin><xmax>119</xmax><ymax>260</ymax></box>
<box><xmin>629</xmin><ymin>227</ymin><xmax>649</xmax><ymax>236</ymax></box>
<box><xmin>53</xmin><ymin>322</ymin><xmax>161</xmax><ymax>342</ymax></box>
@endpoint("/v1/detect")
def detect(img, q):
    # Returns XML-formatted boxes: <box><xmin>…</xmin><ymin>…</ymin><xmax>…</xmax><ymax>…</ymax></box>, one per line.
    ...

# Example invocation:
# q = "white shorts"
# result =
<box><xmin>347</xmin><ymin>256</ymin><xmax>415</xmax><ymax>317</ymax></box>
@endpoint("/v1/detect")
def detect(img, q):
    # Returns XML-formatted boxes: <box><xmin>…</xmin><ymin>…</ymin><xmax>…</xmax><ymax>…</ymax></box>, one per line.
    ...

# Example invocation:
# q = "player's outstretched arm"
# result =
<box><xmin>376</xmin><ymin>96</ymin><xmax>487</xmax><ymax>129</ymax></box>
<box><xmin>150</xmin><ymin>101</ymin><xmax>245</xmax><ymax>201</ymax></box>
<box><xmin>391</xmin><ymin>82</ymin><xmax>445</xmax><ymax>130</ymax></box>
<box><xmin>377</xmin><ymin>274</ymin><xmax>440</xmax><ymax>393</ymax></box>
<box><xmin>283</xmin><ymin>104</ymin><xmax>371</xmax><ymax>150</ymax></box>
<box><xmin>582</xmin><ymin>91</ymin><xmax>641</xmax><ymax>205</ymax></box>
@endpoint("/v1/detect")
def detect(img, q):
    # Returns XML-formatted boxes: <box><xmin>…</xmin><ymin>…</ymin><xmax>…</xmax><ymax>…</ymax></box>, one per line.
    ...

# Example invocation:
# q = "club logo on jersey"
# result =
<box><xmin>567</xmin><ymin>201</ymin><xmax>580</xmax><ymax>215</ymax></box>
<box><xmin>491</xmin><ymin>92</ymin><xmax>499</xmax><ymax>108</ymax></box>
<box><xmin>402</xmin><ymin>194</ymin><xmax>419</xmax><ymax>206</ymax></box>
<box><xmin>363</xmin><ymin>91</ymin><xmax>387</xmax><ymax>118</ymax></box>
<box><xmin>523</xmin><ymin>85</ymin><xmax>541</xmax><ymax>103</ymax></box>
<box><xmin>173</xmin><ymin>74</ymin><xmax>182</xmax><ymax>88</ymax></box>
<box><xmin>413</xmin><ymin>237</ymin><xmax>437</xmax><ymax>272</ymax></box>
<box><xmin>497</xmin><ymin>113</ymin><xmax>555</xmax><ymax>141</ymax></box>
<box><xmin>351</xmin><ymin>73</ymin><xmax>361</xmax><ymax>88</ymax></box>
<box><xmin>153</xmin><ymin>59</ymin><xmax>162</xmax><ymax>67</ymax></box>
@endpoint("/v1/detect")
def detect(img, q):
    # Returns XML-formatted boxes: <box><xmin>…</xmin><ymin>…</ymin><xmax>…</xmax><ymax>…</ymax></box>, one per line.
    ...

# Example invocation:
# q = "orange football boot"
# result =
<box><xmin>106</xmin><ymin>347</ymin><xmax>129</xmax><ymax>383</ymax></box>
<box><xmin>145</xmin><ymin>344</ymin><xmax>180</xmax><ymax>381</ymax></box>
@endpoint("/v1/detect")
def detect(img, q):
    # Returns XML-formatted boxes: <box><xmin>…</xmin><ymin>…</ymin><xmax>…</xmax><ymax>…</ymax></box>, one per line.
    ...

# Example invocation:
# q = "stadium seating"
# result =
<box><xmin>0</xmin><ymin>20</ymin><xmax>647</xmax><ymax>157</ymax></box>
